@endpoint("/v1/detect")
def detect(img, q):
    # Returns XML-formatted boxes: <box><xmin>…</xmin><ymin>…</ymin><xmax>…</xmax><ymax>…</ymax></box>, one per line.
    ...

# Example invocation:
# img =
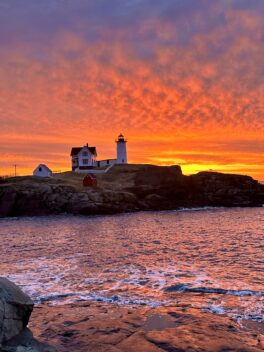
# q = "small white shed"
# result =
<box><xmin>33</xmin><ymin>164</ymin><xmax>52</xmax><ymax>177</ymax></box>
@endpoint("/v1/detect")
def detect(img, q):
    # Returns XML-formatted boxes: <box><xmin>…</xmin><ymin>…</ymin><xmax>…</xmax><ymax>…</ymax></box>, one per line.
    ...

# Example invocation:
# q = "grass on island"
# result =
<box><xmin>53</xmin><ymin>164</ymin><xmax>148</xmax><ymax>190</ymax></box>
<box><xmin>1</xmin><ymin>164</ymin><xmax>157</xmax><ymax>191</ymax></box>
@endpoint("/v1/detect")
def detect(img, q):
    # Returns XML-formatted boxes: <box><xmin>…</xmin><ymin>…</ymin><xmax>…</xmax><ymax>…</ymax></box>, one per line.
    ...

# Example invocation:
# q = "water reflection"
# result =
<box><xmin>0</xmin><ymin>208</ymin><xmax>263</xmax><ymax>323</ymax></box>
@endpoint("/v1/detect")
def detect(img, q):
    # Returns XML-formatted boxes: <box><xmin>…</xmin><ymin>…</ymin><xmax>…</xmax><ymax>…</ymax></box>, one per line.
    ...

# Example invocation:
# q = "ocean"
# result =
<box><xmin>0</xmin><ymin>207</ymin><xmax>263</xmax><ymax>326</ymax></box>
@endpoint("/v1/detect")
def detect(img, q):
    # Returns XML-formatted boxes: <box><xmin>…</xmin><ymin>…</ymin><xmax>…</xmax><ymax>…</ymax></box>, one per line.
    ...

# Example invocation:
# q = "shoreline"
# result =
<box><xmin>0</xmin><ymin>205</ymin><xmax>263</xmax><ymax>222</ymax></box>
<box><xmin>30</xmin><ymin>301</ymin><xmax>264</xmax><ymax>352</ymax></box>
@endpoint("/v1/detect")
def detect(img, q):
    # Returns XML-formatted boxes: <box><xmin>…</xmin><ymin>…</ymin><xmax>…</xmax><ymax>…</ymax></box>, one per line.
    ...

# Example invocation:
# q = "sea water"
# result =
<box><xmin>0</xmin><ymin>208</ymin><xmax>263</xmax><ymax>325</ymax></box>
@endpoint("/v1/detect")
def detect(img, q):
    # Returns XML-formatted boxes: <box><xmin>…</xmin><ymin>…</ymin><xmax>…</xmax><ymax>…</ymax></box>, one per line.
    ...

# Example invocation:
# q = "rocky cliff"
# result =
<box><xmin>0</xmin><ymin>164</ymin><xmax>263</xmax><ymax>217</ymax></box>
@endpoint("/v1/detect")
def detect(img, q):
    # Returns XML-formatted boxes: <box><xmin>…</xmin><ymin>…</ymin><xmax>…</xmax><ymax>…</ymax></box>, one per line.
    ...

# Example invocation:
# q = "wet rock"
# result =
<box><xmin>145</xmin><ymin>194</ymin><xmax>165</xmax><ymax>208</ymax></box>
<box><xmin>15</xmin><ymin>193</ymin><xmax>46</xmax><ymax>216</ymax></box>
<box><xmin>29</xmin><ymin>302</ymin><xmax>263</xmax><ymax>352</ymax></box>
<box><xmin>2</xmin><ymin>328</ymin><xmax>55</xmax><ymax>352</ymax></box>
<box><xmin>117</xmin><ymin>331</ymin><xmax>163</xmax><ymax>352</ymax></box>
<box><xmin>258</xmin><ymin>334</ymin><xmax>264</xmax><ymax>349</ymax></box>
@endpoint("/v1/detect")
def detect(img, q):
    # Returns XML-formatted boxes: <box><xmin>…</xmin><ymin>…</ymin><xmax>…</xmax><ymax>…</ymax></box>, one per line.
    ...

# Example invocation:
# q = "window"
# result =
<box><xmin>107</xmin><ymin>160</ymin><xmax>110</xmax><ymax>165</ymax></box>
<box><xmin>39</xmin><ymin>167</ymin><xmax>42</xmax><ymax>172</ymax></box>
<box><xmin>83</xmin><ymin>159</ymin><xmax>88</xmax><ymax>165</ymax></box>
<box><xmin>82</xmin><ymin>151</ymin><xmax>88</xmax><ymax>156</ymax></box>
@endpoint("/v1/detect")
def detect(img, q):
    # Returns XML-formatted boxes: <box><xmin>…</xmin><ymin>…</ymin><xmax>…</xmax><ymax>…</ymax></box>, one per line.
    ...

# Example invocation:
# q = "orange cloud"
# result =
<box><xmin>0</xmin><ymin>2</ymin><xmax>263</xmax><ymax>180</ymax></box>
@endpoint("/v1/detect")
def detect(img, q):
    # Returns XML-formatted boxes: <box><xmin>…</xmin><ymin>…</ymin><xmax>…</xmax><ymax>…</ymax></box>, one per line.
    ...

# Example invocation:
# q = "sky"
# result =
<box><xmin>0</xmin><ymin>0</ymin><xmax>263</xmax><ymax>180</ymax></box>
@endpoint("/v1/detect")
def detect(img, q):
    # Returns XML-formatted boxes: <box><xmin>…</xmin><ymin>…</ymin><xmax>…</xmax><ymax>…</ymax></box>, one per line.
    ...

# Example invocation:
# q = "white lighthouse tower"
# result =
<box><xmin>116</xmin><ymin>133</ymin><xmax>128</xmax><ymax>164</ymax></box>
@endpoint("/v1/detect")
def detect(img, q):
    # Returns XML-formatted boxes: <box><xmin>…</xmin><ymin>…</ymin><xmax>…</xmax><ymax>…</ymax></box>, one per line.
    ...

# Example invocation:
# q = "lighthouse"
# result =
<box><xmin>116</xmin><ymin>134</ymin><xmax>128</xmax><ymax>164</ymax></box>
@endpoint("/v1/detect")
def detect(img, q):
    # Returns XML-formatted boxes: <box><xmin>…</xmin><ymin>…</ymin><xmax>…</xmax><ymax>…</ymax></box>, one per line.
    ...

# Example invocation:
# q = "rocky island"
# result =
<box><xmin>1</xmin><ymin>166</ymin><xmax>264</xmax><ymax>352</ymax></box>
<box><xmin>0</xmin><ymin>165</ymin><xmax>263</xmax><ymax>217</ymax></box>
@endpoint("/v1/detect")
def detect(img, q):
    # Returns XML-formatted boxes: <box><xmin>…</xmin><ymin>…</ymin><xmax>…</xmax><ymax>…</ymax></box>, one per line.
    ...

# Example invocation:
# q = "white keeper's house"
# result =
<box><xmin>71</xmin><ymin>134</ymin><xmax>128</xmax><ymax>172</ymax></box>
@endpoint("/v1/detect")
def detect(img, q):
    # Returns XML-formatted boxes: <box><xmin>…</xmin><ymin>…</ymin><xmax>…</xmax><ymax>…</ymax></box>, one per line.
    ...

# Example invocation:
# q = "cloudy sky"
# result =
<box><xmin>0</xmin><ymin>0</ymin><xmax>263</xmax><ymax>179</ymax></box>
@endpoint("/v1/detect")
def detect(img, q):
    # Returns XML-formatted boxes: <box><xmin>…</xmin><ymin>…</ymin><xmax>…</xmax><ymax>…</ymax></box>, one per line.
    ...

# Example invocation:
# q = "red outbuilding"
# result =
<box><xmin>83</xmin><ymin>174</ymin><xmax>97</xmax><ymax>187</ymax></box>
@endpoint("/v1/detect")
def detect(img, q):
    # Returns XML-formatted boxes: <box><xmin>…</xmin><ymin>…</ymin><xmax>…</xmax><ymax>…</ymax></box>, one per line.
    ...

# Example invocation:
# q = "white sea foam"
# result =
<box><xmin>204</xmin><ymin>304</ymin><xmax>226</xmax><ymax>315</ymax></box>
<box><xmin>178</xmin><ymin>207</ymin><xmax>223</xmax><ymax>212</ymax></box>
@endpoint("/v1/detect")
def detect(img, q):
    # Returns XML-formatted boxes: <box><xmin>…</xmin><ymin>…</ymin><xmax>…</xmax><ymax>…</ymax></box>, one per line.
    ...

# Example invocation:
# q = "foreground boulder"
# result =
<box><xmin>0</xmin><ymin>278</ymin><xmax>33</xmax><ymax>345</ymax></box>
<box><xmin>0</xmin><ymin>278</ymin><xmax>56</xmax><ymax>352</ymax></box>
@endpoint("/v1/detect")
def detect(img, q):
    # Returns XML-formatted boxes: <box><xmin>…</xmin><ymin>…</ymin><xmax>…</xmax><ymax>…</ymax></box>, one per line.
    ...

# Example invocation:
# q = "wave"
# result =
<box><xmin>33</xmin><ymin>290</ymin><xmax>164</xmax><ymax>308</ymax></box>
<box><xmin>164</xmin><ymin>284</ymin><xmax>264</xmax><ymax>296</ymax></box>
<box><xmin>177</xmin><ymin>207</ymin><xmax>223</xmax><ymax>212</ymax></box>
<box><xmin>34</xmin><ymin>292</ymin><xmax>77</xmax><ymax>303</ymax></box>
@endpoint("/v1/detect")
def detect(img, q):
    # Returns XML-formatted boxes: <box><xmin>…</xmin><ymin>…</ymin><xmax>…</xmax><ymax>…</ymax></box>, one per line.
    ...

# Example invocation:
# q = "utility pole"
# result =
<box><xmin>14</xmin><ymin>164</ymin><xmax>17</xmax><ymax>177</ymax></box>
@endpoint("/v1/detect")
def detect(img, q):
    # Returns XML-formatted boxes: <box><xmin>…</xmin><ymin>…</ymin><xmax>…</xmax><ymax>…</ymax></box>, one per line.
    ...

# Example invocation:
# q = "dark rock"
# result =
<box><xmin>2</xmin><ymin>328</ymin><xmax>56</xmax><ymax>351</ymax></box>
<box><xmin>0</xmin><ymin>189</ymin><xmax>17</xmax><ymax>217</ymax></box>
<box><xmin>0</xmin><ymin>278</ymin><xmax>33</xmax><ymax>344</ymax></box>
<box><xmin>0</xmin><ymin>278</ymin><xmax>56</xmax><ymax>352</ymax></box>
